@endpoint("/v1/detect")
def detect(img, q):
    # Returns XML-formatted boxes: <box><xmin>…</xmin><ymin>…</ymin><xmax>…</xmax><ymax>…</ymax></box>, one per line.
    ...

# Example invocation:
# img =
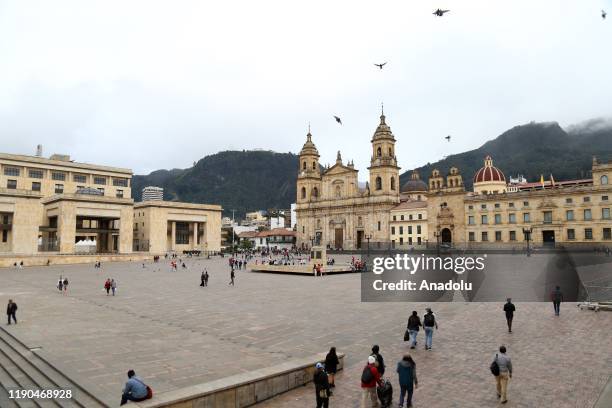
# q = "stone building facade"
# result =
<box><xmin>295</xmin><ymin>113</ymin><xmax>400</xmax><ymax>250</ymax></box>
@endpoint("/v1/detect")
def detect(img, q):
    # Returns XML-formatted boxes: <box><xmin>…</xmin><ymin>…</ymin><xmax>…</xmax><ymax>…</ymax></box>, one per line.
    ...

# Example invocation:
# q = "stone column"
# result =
<box><xmin>118</xmin><ymin>206</ymin><xmax>133</xmax><ymax>253</ymax></box>
<box><xmin>58</xmin><ymin>202</ymin><xmax>76</xmax><ymax>254</ymax></box>
<box><xmin>193</xmin><ymin>222</ymin><xmax>198</xmax><ymax>248</ymax></box>
<box><xmin>171</xmin><ymin>221</ymin><xmax>176</xmax><ymax>251</ymax></box>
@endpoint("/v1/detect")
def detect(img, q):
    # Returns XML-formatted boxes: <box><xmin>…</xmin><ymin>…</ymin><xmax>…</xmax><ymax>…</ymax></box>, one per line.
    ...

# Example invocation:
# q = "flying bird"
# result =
<box><xmin>603</xmin><ymin>10</ymin><xmax>607</xmax><ymax>19</ymax></box>
<box><xmin>445</xmin><ymin>135</ymin><xmax>451</xmax><ymax>142</ymax></box>
<box><xmin>433</xmin><ymin>9</ymin><xmax>450</xmax><ymax>17</ymax></box>
<box><xmin>333</xmin><ymin>116</ymin><xmax>342</xmax><ymax>125</ymax></box>
<box><xmin>374</xmin><ymin>62</ymin><xmax>387</xmax><ymax>70</ymax></box>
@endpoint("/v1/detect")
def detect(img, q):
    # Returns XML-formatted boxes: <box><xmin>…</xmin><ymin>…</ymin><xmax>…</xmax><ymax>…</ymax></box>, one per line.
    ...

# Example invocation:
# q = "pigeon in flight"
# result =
<box><xmin>445</xmin><ymin>135</ymin><xmax>451</xmax><ymax>142</ymax></box>
<box><xmin>333</xmin><ymin>116</ymin><xmax>342</xmax><ymax>125</ymax></box>
<box><xmin>433</xmin><ymin>9</ymin><xmax>450</xmax><ymax>17</ymax></box>
<box><xmin>374</xmin><ymin>62</ymin><xmax>387</xmax><ymax>70</ymax></box>
<box><xmin>603</xmin><ymin>10</ymin><xmax>607</xmax><ymax>19</ymax></box>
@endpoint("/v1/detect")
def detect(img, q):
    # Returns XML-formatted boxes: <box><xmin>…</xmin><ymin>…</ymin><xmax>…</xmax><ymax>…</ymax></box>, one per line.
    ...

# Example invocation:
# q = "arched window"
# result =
<box><xmin>602</xmin><ymin>175</ymin><xmax>609</xmax><ymax>185</ymax></box>
<box><xmin>335</xmin><ymin>185</ymin><xmax>341</xmax><ymax>198</ymax></box>
<box><xmin>301</xmin><ymin>187</ymin><xmax>306</xmax><ymax>199</ymax></box>
<box><xmin>375</xmin><ymin>176</ymin><xmax>382</xmax><ymax>190</ymax></box>
<box><xmin>312</xmin><ymin>187</ymin><xmax>319</xmax><ymax>198</ymax></box>
<box><xmin>302</xmin><ymin>161</ymin><xmax>306</xmax><ymax>170</ymax></box>
<box><xmin>377</xmin><ymin>147</ymin><xmax>382</xmax><ymax>157</ymax></box>
<box><xmin>389</xmin><ymin>148</ymin><xmax>393</xmax><ymax>156</ymax></box>
<box><xmin>312</xmin><ymin>162</ymin><xmax>316</xmax><ymax>170</ymax></box>
<box><xmin>390</xmin><ymin>177</ymin><xmax>396</xmax><ymax>190</ymax></box>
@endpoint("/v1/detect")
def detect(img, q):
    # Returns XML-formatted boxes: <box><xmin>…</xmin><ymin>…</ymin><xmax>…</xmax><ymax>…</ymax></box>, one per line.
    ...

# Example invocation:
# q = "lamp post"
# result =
<box><xmin>365</xmin><ymin>234</ymin><xmax>372</xmax><ymax>258</ymax></box>
<box><xmin>522</xmin><ymin>227</ymin><xmax>532</xmax><ymax>257</ymax></box>
<box><xmin>433</xmin><ymin>230</ymin><xmax>440</xmax><ymax>256</ymax></box>
<box><xmin>309</xmin><ymin>235</ymin><xmax>315</xmax><ymax>249</ymax></box>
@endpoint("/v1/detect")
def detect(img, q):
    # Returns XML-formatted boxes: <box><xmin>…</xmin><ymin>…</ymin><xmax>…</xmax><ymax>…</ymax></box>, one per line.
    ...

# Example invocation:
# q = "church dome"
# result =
<box><xmin>401</xmin><ymin>171</ymin><xmax>428</xmax><ymax>192</ymax></box>
<box><xmin>473</xmin><ymin>155</ymin><xmax>506</xmax><ymax>184</ymax></box>
<box><xmin>372</xmin><ymin>114</ymin><xmax>396</xmax><ymax>142</ymax></box>
<box><xmin>299</xmin><ymin>132</ymin><xmax>319</xmax><ymax>156</ymax></box>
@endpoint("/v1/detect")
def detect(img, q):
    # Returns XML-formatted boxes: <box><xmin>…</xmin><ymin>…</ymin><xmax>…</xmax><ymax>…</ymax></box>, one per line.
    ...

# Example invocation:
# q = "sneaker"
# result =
<box><xmin>410</xmin><ymin>346</ymin><xmax>415</xmax><ymax>349</ymax></box>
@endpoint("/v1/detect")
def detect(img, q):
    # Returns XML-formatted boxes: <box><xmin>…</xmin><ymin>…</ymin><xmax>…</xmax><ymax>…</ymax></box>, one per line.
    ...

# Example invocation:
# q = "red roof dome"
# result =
<box><xmin>473</xmin><ymin>155</ymin><xmax>506</xmax><ymax>184</ymax></box>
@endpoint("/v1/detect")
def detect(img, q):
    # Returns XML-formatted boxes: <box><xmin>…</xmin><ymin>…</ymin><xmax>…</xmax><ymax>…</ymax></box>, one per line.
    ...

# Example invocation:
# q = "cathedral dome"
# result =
<box><xmin>473</xmin><ymin>155</ymin><xmax>506</xmax><ymax>184</ymax></box>
<box><xmin>299</xmin><ymin>132</ymin><xmax>319</xmax><ymax>156</ymax></box>
<box><xmin>401</xmin><ymin>171</ymin><xmax>428</xmax><ymax>192</ymax></box>
<box><xmin>372</xmin><ymin>114</ymin><xmax>396</xmax><ymax>141</ymax></box>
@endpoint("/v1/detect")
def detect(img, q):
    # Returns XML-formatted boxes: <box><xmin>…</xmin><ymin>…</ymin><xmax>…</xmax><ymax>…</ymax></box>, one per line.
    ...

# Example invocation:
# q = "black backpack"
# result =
<box><xmin>490</xmin><ymin>354</ymin><xmax>500</xmax><ymax>376</ymax></box>
<box><xmin>361</xmin><ymin>365</ymin><xmax>374</xmax><ymax>383</ymax></box>
<box><xmin>423</xmin><ymin>313</ymin><xmax>434</xmax><ymax>327</ymax></box>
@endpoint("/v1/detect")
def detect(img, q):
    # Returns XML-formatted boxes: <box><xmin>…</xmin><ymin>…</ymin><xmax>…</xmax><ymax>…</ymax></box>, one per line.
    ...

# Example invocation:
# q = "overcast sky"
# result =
<box><xmin>1</xmin><ymin>0</ymin><xmax>611</xmax><ymax>176</ymax></box>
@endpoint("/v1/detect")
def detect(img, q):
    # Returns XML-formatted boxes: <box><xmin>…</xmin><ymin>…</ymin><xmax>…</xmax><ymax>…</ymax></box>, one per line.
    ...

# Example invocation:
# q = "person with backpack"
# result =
<box><xmin>313</xmin><ymin>362</ymin><xmax>330</xmax><ymax>408</ymax></box>
<box><xmin>371</xmin><ymin>345</ymin><xmax>385</xmax><ymax>376</ymax></box>
<box><xmin>324</xmin><ymin>347</ymin><xmax>340</xmax><ymax>389</ymax></box>
<box><xmin>551</xmin><ymin>286</ymin><xmax>563</xmax><ymax>316</ymax></box>
<box><xmin>490</xmin><ymin>345</ymin><xmax>512</xmax><ymax>404</ymax></box>
<box><xmin>120</xmin><ymin>369</ymin><xmax>152</xmax><ymax>405</ymax></box>
<box><xmin>503</xmin><ymin>298</ymin><xmax>515</xmax><ymax>333</ymax></box>
<box><xmin>422</xmin><ymin>308</ymin><xmax>438</xmax><ymax>350</ymax></box>
<box><xmin>396</xmin><ymin>354</ymin><xmax>418</xmax><ymax>408</ymax></box>
<box><xmin>6</xmin><ymin>299</ymin><xmax>17</xmax><ymax>325</ymax></box>
<box><xmin>361</xmin><ymin>355</ymin><xmax>382</xmax><ymax>408</ymax></box>
<box><xmin>406</xmin><ymin>311</ymin><xmax>422</xmax><ymax>349</ymax></box>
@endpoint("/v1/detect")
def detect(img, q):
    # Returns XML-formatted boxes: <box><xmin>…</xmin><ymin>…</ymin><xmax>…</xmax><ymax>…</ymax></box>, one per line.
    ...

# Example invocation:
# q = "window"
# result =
<box><xmin>584</xmin><ymin>209</ymin><xmax>592</xmax><ymax>221</ymax></box>
<box><xmin>116</xmin><ymin>189</ymin><xmax>124</xmax><ymax>198</ymax></box>
<box><xmin>376</xmin><ymin>147</ymin><xmax>381</xmax><ymax>157</ymax></box>
<box><xmin>32</xmin><ymin>182</ymin><xmax>41</xmax><ymax>192</ymax></box>
<box><xmin>468</xmin><ymin>205</ymin><xmax>474</xmax><ymax>210</ymax></box>
<box><xmin>601</xmin><ymin>175</ymin><xmax>609</xmax><ymax>185</ymax></box>
<box><xmin>468</xmin><ymin>232</ymin><xmax>475</xmax><ymax>241</ymax></box>
<box><xmin>566</xmin><ymin>210</ymin><xmax>574</xmax><ymax>221</ymax></box>
<box><xmin>603</xmin><ymin>196</ymin><xmax>609</xmax><ymax>201</ymax></box>
<box><xmin>495</xmin><ymin>231</ymin><xmax>502</xmax><ymax>241</ymax></box>
<box><xmin>494</xmin><ymin>214</ymin><xmax>502</xmax><ymax>224</ymax></box>
<box><xmin>468</xmin><ymin>216</ymin><xmax>475</xmax><ymax>225</ymax></box>
<box><xmin>508</xmin><ymin>213</ymin><xmax>516</xmax><ymax>224</ymax></box>
<box><xmin>543</xmin><ymin>211</ymin><xmax>553</xmax><ymax>224</ymax></box>
<box><xmin>481</xmin><ymin>215</ymin><xmax>488</xmax><ymax>224</ymax></box>
<box><xmin>3</xmin><ymin>167</ymin><xmax>20</xmax><ymax>176</ymax></box>
<box><xmin>175</xmin><ymin>222</ymin><xmax>190</xmax><ymax>244</ymax></box>
<box><xmin>302</xmin><ymin>161</ymin><xmax>306</xmax><ymax>170</ymax></box>
<box><xmin>399</xmin><ymin>237</ymin><xmax>403</xmax><ymax>245</ymax></box>
<box><xmin>54</xmin><ymin>184</ymin><xmax>64</xmax><ymax>194</ymax></box>
<box><xmin>418</xmin><ymin>214</ymin><xmax>422</xmax><ymax>220</ymax></box>
<box><xmin>508</xmin><ymin>202</ymin><xmax>515</xmax><ymax>208</ymax></box>
<box><xmin>567</xmin><ymin>229</ymin><xmax>575</xmax><ymax>240</ymax></box>
<box><xmin>523</xmin><ymin>213</ymin><xmax>531</xmax><ymax>222</ymax></box>
<box><xmin>399</xmin><ymin>226</ymin><xmax>403</xmax><ymax>234</ymax></box>
<box><xmin>523</xmin><ymin>201</ymin><xmax>529</xmax><ymax>207</ymax></box>
<box><xmin>509</xmin><ymin>231</ymin><xmax>516</xmax><ymax>241</ymax></box>
<box><xmin>401</xmin><ymin>215</ymin><xmax>405</xmax><ymax>221</ymax></box>
<box><xmin>604</xmin><ymin>228</ymin><xmax>611</xmax><ymax>240</ymax></box>
<box><xmin>312</xmin><ymin>187</ymin><xmax>319</xmax><ymax>198</ymax></box>
<box><xmin>377</xmin><ymin>221</ymin><xmax>381</xmax><ymax>231</ymax></box>
<box><xmin>584</xmin><ymin>228</ymin><xmax>593</xmax><ymax>240</ymax></box>
<box><xmin>417</xmin><ymin>237</ymin><xmax>422</xmax><ymax>245</ymax></box>
<box><xmin>408</xmin><ymin>226</ymin><xmax>412</xmax><ymax>234</ymax></box>
<box><xmin>494</xmin><ymin>203</ymin><xmax>500</xmax><ymax>209</ymax></box>
<box><xmin>51</xmin><ymin>172</ymin><xmax>66</xmax><ymax>181</ymax></box>
<box><xmin>481</xmin><ymin>232</ymin><xmax>488</xmax><ymax>241</ymax></box>
<box><xmin>301</xmin><ymin>187</ymin><xmax>306</xmax><ymax>199</ymax></box>
<box><xmin>113</xmin><ymin>178</ymin><xmax>128</xmax><ymax>187</ymax></box>
<box><xmin>94</xmin><ymin>176</ymin><xmax>106</xmax><ymax>185</ymax></box>
<box><xmin>391</xmin><ymin>227</ymin><xmax>395</xmax><ymax>235</ymax></box>
<box><xmin>28</xmin><ymin>169</ymin><xmax>43</xmax><ymax>179</ymax></box>
<box><xmin>481</xmin><ymin>204</ymin><xmax>487</xmax><ymax>210</ymax></box>
<box><xmin>312</xmin><ymin>162</ymin><xmax>316</xmax><ymax>170</ymax></box>
<box><xmin>73</xmin><ymin>174</ymin><xmax>87</xmax><ymax>183</ymax></box>
<box><xmin>335</xmin><ymin>185</ymin><xmax>341</xmax><ymax>198</ymax></box>
<box><xmin>417</xmin><ymin>225</ymin><xmax>421</xmax><ymax>234</ymax></box>
<box><xmin>2</xmin><ymin>230</ymin><xmax>7</xmax><ymax>243</ymax></box>
<box><xmin>97</xmin><ymin>188</ymin><xmax>104</xmax><ymax>195</ymax></box>
<box><xmin>583</xmin><ymin>196</ymin><xmax>590</xmax><ymax>203</ymax></box>
<box><xmin>390</xmin><ymin>177</ymin><xmax>395</xmax><ymax>190</ymax></box>
<box><xmin>565</xmin><ymin>198</ymin><xmax>573</xmax><ymax>204</ymax></box>
<box><xmin>408</xmin><ymin>215</ymin><xmax>412</xmax><ymax>220</ymax></box>
<box><xmin>392</xmin><ymin>215</ymin><xmax>396</xmax><ymax>221</ymax></box>
<box><xmin>603</xmin><ymin>208</ymin><xmax>610</xmax><ymax>220</ymax></box>
<box><xmin>7</xmin><ymin>180</ymin><xmax>17</xmax><ymax>189</ymax></box>
<box><xmin>375</xmin><ymin>177</ymin><xmax>382</xmax><ymax>190</ymax></box>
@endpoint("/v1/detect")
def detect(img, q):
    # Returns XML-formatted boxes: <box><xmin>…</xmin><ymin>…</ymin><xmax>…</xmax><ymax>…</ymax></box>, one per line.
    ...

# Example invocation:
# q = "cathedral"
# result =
<box><xmin>295</xmin><ymin>112</ymin><xmax>400</xmax><ymax>250</ymax></box>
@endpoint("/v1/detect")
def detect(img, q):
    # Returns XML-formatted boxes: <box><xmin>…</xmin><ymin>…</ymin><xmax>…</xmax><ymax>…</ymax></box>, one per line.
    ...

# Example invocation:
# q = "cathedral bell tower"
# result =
<box><xmin>368</xmin><ymin>109</ymin><xmax>400</xmax><ymax>196</ymax></box>
<box><xmin>297</xmin><ymin>129</ymin><xmax>322</xmax><ymax>203</ymax></box>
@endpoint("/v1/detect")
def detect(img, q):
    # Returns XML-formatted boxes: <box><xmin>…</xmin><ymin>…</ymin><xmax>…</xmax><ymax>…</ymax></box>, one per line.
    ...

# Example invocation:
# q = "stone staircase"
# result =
<box><xmin>0</xmin><ymin>328</ymin><xmax>109</xmax><ymax>408</ymax></box>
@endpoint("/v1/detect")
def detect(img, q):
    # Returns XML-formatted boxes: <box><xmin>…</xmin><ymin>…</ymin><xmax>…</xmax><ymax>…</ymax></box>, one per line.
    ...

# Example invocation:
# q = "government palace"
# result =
<box><xmin>295</xmin><ymin>113</ymin><xmax>612</xmax><ymax>250</ymax></box>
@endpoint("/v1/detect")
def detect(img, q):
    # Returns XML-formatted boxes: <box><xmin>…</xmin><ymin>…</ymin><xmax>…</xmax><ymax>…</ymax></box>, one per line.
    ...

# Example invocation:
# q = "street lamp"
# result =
<box><xmin>365</xmin><ymin>234</ymin><xmax>372</xmax><ymax>258</ymax></box>
<box><xmin>433</xmin><ymin>230</ymin><xmax>441</xmax><ymax>256</ymax></box>
<box><xmin>522</xmin><ymin>227</ymin><xmax>532</xmax><ymax>257</ymax></box>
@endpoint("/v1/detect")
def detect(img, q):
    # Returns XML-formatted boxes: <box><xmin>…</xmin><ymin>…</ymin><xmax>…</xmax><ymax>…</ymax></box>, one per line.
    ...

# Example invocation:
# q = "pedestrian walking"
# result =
<box><xmin>111</xmin><ymin>279</ymin><xmax>117</xmax><ymax>296</ymax></box>
<box><xmin>396</xmin><ymin>354</ymin><xmax>418</xmax><ymax>408</ymax></box>
<box><xmin>57</xmin><ymin>276</ymin><xmax>63</xmax><ymax>292</ymax></box>
<box><xmin>503</xmin><ymin>298</ymin><xmax>515</xmax><ymax>333</ymax></box>
<box><xmin>104</xmin><ymin>278</ymin><xmax>111</xmax><ymax>295</ymax></box>
<box><xmin>361</xmin><ymin>355</ymin><xmax>382</xmax><ymax>408</ymax></box>
<box><xmin>422</xmin><ymin>308</ymin><xmax>438</xmax><ymax>350</ymax></box>
<box><xmin>62</xmin><ymin>277</ymin><xmax>69</xmax><ymax>295</ymax></box>
<box><xmin>313</xmin><ymin>362</ymin><xmax>330</xmax><ymax>408</ymax></box>
<box><xmin>6</xmin><ymin>299</ymin><xmax>17</xmax><ymax>325</ymax></box>
<box><xmin>229</xmin><ymin>269</ymin><xmax>235</xmax><ymax>286</ymax></box>
<box><xmin>204</xmin><ymin>270</ymin><xmax>209</xmax><ymax>287</ymax></box>
<box><xmin>371</xmin><ymin>345</ymin><xmax>385</xmax><ymax>376</ymax></box>
<box><xmin>551</xmin><ymin>285</ymin><xmax>563</xmax><ymax>316</ymax></box>
<box><xmin>200</xmin><ymin>271</ymin><xmax>206</xmax><ymax>287</ymax></box>
<box><xmin>406</xmin><ymin>311</ymin><xmax>422</xmax><ymax>349</ymax></box>
<box><xmin>324</xmin><ymin>347</ymin><xmax>339</xmax><ymax>389</ymax></box>
<box><xmin>491</xmin><ymin>345</ymin><xmax>513</xmax><ymax>404</ymax></box>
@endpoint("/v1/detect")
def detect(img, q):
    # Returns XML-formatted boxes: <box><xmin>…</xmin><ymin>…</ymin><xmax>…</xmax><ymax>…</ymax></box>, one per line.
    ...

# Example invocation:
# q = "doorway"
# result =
<box><xmin>441</xmin><ymin>228</ymin><xmax>452</xmax><ymax>244</ymax></box>
<box><xmin>542</xmin><ymin>230</ymin><xmax>555</xmax><ymax>246</ymax></box>
<box><xmin>334</xmin><ymin>228</ymin><xmax>343</xmax><ymax>249</ymax></box>
<box><xmin>356</xmin><ymin>230</ymin><xmax>364</xmax><ymax>249</ymax></box>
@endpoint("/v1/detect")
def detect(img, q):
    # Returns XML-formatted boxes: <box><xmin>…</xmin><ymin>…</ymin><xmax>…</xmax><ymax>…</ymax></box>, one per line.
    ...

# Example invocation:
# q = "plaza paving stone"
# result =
<box><xmin>1</xmin><ymin>255</ymin><xmax>610</xmax><ymax>407</ymax></box>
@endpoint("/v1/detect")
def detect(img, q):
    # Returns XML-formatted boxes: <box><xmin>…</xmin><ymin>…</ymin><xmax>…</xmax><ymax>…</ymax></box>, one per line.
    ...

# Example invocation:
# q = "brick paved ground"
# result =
<box><xmin>1</xmin><ymin>255</ymin><xmax>611</xmax><ymax>407</ymax></box>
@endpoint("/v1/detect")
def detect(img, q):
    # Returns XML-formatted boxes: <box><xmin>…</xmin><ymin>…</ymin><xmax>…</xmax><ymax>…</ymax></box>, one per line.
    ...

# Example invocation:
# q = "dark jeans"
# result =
<box><xmin>7</xmin><ymin>313</ymin><xmax>16</xmax><ymax>324</ymax></box>
<box><xmin>553</xmin><ymin>301</ymin><xmax>561</xmax><ymax>315</ymax></box>
<box><xmin>120</xmin><ymin>393</ymin><xmax>147</xmax><ymax>406</ymax></box>
<box><xmin>399</xmin><ymin>384</ymin><xmax>414</xmax><ymax>407</ymax></box>
<box><xmin>316</xmin><ymin>395</ymin><xmax>329</xmax><ymax>408</ymax></box>
<box><xmin>506</xmin><ymin>316</ymin><xmax>513</xmax><ymax>331</ymax></box>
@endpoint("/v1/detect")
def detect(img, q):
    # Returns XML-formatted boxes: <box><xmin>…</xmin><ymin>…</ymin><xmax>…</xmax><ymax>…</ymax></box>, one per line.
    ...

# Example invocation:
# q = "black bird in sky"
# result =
<box><xmin>445</xmin><ymin>135</ymin><xmax>451</xmax><ymax>142</ymax></box>
<box><xmin>374</xmin><ymin>62</ymin><xmax>387</xmax><ymax>70</ymax></box>
<box><xmin>603</xmin><ymin>10</ymin><xmax>607</xmax><ymax>19</ymax></box>
<box><xmin>333</xmin><ymin>116</ymin><xmax>342</xmax><ymax>125</ymax></box>
<box><xmin>433</xmin><ymin>9</ymin><xmax>450</xmax><ymax>17</ymax></box>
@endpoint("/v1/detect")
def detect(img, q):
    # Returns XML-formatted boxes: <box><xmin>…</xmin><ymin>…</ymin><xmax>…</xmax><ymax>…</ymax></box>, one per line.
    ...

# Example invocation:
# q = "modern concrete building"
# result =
<box><xmin>142</xmin><ymin>186</ymin><xmax>164</xmax><ymax>201</ymax></box>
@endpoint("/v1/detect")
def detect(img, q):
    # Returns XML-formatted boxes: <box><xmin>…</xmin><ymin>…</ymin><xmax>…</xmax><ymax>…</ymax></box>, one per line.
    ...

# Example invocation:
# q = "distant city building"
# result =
<box><xmin>290</xmin><ymin>203</ymin><xmax>297</xmax><ymax>229</ymax></box>
<box><xmin>142</xmin><ymin>186</ymin><xmax>164</xmax><ymax>201</ymax></box>
<box><xmin>239</xmin><ymin>228</ymin><xmax>296</xmax><ymax>250</ymax></box>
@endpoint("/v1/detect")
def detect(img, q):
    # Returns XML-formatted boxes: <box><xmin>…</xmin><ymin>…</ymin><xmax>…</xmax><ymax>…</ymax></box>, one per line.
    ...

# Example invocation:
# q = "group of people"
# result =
<box><xmin>104</xmin><ymin>278</ymin><xmax>118</xmax><ymax>295</ymax></box>
<box><xmin>405</xmin><ymin>308</ymin><xmax>438</xmax><ymax>350</ymax></box>
<box><xmin>57</xmin><ymin>276</ymin><xmax>69</xmax><ymax>294</ymax></box>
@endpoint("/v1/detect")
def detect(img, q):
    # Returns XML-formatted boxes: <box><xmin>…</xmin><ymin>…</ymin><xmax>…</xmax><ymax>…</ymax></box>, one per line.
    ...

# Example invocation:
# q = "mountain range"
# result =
<box><xmin>132</xmin><ymin>119</ymin><xmax>612</xmax><ymax>218</ymax></box>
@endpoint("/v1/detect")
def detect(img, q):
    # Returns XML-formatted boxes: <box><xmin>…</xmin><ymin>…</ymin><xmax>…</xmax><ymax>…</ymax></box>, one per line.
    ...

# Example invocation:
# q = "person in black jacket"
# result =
<box><xmin>503</xmin><ymin>298</ymin><xmax>515</xmax><ymax>333</ymax></box>
<box><xmin>371</xmin><ymin>344</ymin><xmax>385</xmax><ymax>376</ymax></box>
<box><xmin>407</xmin><ymin>311</ymin><xmax>422</xmax><ymax>349</ymax></box>
<box><xmin>313</xmin><ymin>362</ymin><xmax>330</xmax><ymax>408</ymax></box>
<box><xmin>324</xmin><ymin>347</ymin><xmax>340</xmax><ymax>388</ymax></box>
<box><xmin>7</xmin><ymin>299</ymin><xmax>17</xmax><ymax>325</ymax></box>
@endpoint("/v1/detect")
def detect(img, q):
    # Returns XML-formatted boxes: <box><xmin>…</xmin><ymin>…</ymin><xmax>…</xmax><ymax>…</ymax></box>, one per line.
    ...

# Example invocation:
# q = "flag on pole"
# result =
<box><xmin>540</xmin><ymin>174</ymin><xmax>545</xmax><ymax>188</ymax></box>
